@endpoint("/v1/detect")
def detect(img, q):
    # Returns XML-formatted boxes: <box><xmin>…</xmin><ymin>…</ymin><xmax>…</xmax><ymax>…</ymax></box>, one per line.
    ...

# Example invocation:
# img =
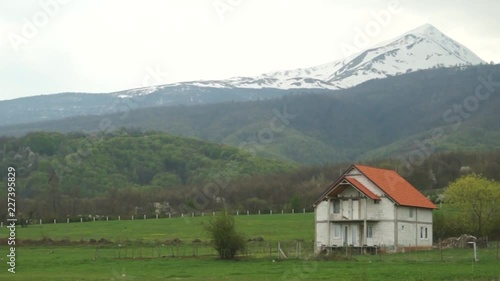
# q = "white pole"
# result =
<box><xmin>118</xmin><ymin>216</ymin><xmax>121</xmax><ymax>221</ymax></box>
<box><xmin>132</xmin><ymin>215</ymin><xmax>134</xmax><ymax>220</ymax></box>
<box><xmin>93</xmin><ymin>217</ymin><xmax>96</xmax><ymax>222</ymax></box>
<box><xmin>303</xmin><ymin>208</ymin><xmax>305</xmax><ymax>213</ymax></box>
<box><xmin>156</xmin><ymin>214</ymin><xmax>159</xmax><ymax>219</ymax></box>
<box><xmin>54</xmin><ymin>219</ymin><xmax>56</xmax><ymax>224</ymax></box>
<box><xmin>168</xmin><ymin>213</ymin><xmax>171</xmax><ymax>218</ymax></box>
<box><xmin>237</xmin><ymin>211</ymin><xmax>239</xmax><ymax>216</ymax></box>
<box><xmin>67</xmin><ymin>218</ymin><xmax>69</xmax><ymax>223</ymax></box>
<box><xmin>40</xmin><ymin>219</ymin><xmax>42</xmax><ymax>225</ymax></box>
<box><xmin>202</xmin><ymin>212</ymin><xmax>204</xmax><ymax>217</ymax></box>
<box><xmin>181</xmin><ymin>213</ymin><xmax>184</xmax><ymax>218</ymax></box>
<box><xmin>144</xmin><ymin>214</ymin><xmax>146</xmax><ymax>220</ymax></box>
<box><xmin>80</xmin><ymin>218</ymin><xmax>83</xmax><ymax>223</ymax></box>
<box><xmin>292</xmin><ymin>209</ymin><xmax>294</xmax><ymax>214</ymax></box>
<box><xmin>258</xmin><ymin>210</ymin><xmax>260</xmax><ymax>215</ymax></box>
<box><xmin>106</xmin><ymin>216</ymin><xmax>109</xmax><ymax>221</ymax></box>
<box><xmin>270</xmin><ymin>210</ymin><xmax>272</xmax><ymax>215</ymax></box>
<box><xmin>1</xmin><ymin>222</ymin><xmax>3</xmax><ymax>227</ymax></box>
<box><xmin>247</xmin><ymin>210</ymin><xmax>249</xmax><ymax>215</ymax></box>
<box><xmin>281</xmin><ymin>210</ymin><xmax>283</xmax><ymax>214</ymax></box>
<box><xmin>468</xmin><ymin>242</ymin><xmax>478</xmax><ymax>262</ymax></box>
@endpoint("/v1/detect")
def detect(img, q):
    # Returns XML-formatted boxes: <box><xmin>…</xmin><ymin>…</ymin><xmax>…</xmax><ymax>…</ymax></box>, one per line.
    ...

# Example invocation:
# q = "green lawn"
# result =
<box><xmin>3</xmin><ymin>213</ymin><xmax>314</xmax><ymax>243</ymax></box>
<box><xmin>1</xmin><ymin>213</ymin><xmax>500</xmax><ymax>280</ymax></box>
<box><xmin>1</xmin><ymin>245</ymin><xmax>499</xmax><ymax>281</ymax></box>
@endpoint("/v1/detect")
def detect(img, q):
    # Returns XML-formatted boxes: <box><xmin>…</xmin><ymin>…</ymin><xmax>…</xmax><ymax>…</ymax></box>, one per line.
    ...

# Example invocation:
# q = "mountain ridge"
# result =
<box><xmin>0</xmin><ymin>23</ymin><xmax>486</xmax><ymax>127</ymax></box>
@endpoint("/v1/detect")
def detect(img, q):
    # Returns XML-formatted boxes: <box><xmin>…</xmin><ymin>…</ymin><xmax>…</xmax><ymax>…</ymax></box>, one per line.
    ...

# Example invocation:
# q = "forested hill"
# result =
<box><xmin>0</xmin><ymin>130</ymin><xmax>296</xmax><ymax>199</ymax></box>
<box><xmin>1</xmin><ymin>64</ymin><xmax>499</xmax><ymax>165</ymax></box>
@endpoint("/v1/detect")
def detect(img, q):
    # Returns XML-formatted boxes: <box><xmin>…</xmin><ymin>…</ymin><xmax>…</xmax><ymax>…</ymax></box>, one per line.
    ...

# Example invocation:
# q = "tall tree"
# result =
<box><xmin>444</xmin><ymin>174</ymin><xmax>500</xmax><ymax>236</ymax></box>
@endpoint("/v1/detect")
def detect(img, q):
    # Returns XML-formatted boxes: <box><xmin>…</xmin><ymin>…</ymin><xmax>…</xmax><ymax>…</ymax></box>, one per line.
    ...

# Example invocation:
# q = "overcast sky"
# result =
<box><xmin>1</xmin><ymin>0</ymin><xmax>498</xmax><ymax>101</ymax></box>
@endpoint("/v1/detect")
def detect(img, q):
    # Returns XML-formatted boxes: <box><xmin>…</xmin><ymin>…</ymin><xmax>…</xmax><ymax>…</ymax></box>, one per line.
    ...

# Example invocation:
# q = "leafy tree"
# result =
<box><xmin>444</xmin><ymin>173</ymin><xmax>500</xmax><ymax>236</ymax></box>
<box><xmin>204</xmin><ymin>210</ymin><xmax>246</xmax><ymax>260</ymax></box>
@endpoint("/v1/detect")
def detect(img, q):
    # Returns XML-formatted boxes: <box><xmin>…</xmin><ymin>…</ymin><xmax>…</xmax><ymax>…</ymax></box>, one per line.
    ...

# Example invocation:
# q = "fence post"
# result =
<box><xmin>40</xmin><ymin>219</ymin><xmax>42</xmax><ymax>225</ymax></box>
<box><xmin>181</xmin><ymin>213</ymin><xmax>184</xmax><ymax>218</ymax></box>
<box><xmin>93</xmin><ymin>217</ymin><xmax>96</xmax><ymax>222</ymax></box>
<box><xmin>54</xmin><ymin>219</ymin><xmax>56</xmax><ymax>224</ymax></box>
<box><xmin>1</xmin><ymin>222</ymin><xmax>3</xmax><ymax>227</ymax></box>
<box><xmin>132</xmin><ymin>215</ymin><xmax>134</xmax><ymax>220</ymax></box>
<box><xmin>303</xmin><ymin>208</ymin><xmax>305</xmax><ymax>213</ymax></box>
<box><xmin>236</xmin><ymin>211</ymin><xmax>239</xmax><ymax>216</ymax></box>
<box><xmin>496</xmin><ymin>241</ymin><xmax>499</xmax><ymax>260</ymax></box>
<box><xmin>106</xmin><ymin>216</ymin><xmax>109</xmax><ymax>221</ymax></box>
<box><xmin>439</xmin><ymin>238</ymin><xmax>443</xmax><ymax>262</ymax></box>
<box><xmin>168</xmin><ymin>213</ymin><xmax>171</xmax><ymax>219</ymax></box>
<box><xmin>156</xmin><ymin>214</ymin><xmax>159</xmax><ymax>219</ymax></box>
<box><xmin>67</xmin><ymin>218</ymin><xmax>69</xmax><ymax>223</ymax></box>
<box><xmin>270</xmin><ymin>210</ymin><xmax>272</xmax><ymax>215</ymax></box>
<box><xmin>281</xmin><ymin>210</ymin><xmax>283</xmax><ymax>214</ymax></box>
<box><xmin>144</xmin><ymin>214</ymin><xmax>147</xmax><ymax>220</ymax></box>
<box><xmin>258</xmin><ymin>210</ymin><xmax>261</xmax><ymax>215</ymax></box>
<box><xmin>81</xmin><ymin>217</ymin><xmax>83</xmax><ymax>223</ymax></box>
<box><xmin>118</xmin><ymin>216</ymin><xmax>120</xmax><ymax>221</ymax></box>
<box><xmin>292</xmin><ymin>209</ymin><xmax>294</xmax><ymax>214</ymax></box>
<box><xmin>247</xmin><ymin>210</ymin><xmax>249</xmax><ymax>215</ymax></box>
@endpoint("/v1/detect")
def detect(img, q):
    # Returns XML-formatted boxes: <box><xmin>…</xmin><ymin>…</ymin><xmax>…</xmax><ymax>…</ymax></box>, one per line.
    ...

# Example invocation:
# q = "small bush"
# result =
<box><xmin>204</xmin><ymin>210</ymin><xmax>246</xmax><ymax>260</ymax></box>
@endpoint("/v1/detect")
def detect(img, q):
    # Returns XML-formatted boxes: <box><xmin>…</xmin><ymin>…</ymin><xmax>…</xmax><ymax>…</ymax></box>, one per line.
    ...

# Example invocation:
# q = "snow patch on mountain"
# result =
<box><xmin>114</xmin><ymin>23</ymin><xmax>485</xmax><ymax>96</ymax></box>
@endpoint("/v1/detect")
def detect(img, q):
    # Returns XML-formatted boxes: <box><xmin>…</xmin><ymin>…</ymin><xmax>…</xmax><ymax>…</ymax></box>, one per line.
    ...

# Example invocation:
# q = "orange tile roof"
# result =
<box><xmin>344</xmin><ymin>177</ymin><xmax>380</xmax><ymax>200</ymax></box>
<box><xmin>354</xmin><ymin>165</ymin><xmax>437</xmax><ymax>209</ymax></box>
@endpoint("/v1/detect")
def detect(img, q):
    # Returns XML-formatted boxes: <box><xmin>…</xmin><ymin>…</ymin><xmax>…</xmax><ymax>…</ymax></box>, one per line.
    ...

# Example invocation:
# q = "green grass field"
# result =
<box><xmin>1</xmin><ymin>213</ymin><xmax>500</xmax><ymax>281</ymax></box>
<box><xmin>5</xmin><ymin>213</ymin><xmax>314</xmax><ymax>243</ymax></box>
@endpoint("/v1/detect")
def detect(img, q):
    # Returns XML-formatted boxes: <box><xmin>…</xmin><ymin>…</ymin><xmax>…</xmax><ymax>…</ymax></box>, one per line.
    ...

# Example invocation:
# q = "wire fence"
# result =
<box><xmin>1</xmin><ymin>208</ymin><xmax>314</xmax><ymax>226</ymax></box>
<box><xmin>82</xmin><ymin>240</ymin><xmax>500</xmax><ymax>263</ymax></box>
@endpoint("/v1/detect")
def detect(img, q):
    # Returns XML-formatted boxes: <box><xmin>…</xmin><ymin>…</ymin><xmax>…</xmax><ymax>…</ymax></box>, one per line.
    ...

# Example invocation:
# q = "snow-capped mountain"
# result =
<box><xmin>0</xmin><ymin>23</ymin><xmax>489</xmax><ymax>128</ymax></box>
<box><xmin>135</xmin><ymin>23</ymin><xmax>483</xmax><ymax>92</ymax></box>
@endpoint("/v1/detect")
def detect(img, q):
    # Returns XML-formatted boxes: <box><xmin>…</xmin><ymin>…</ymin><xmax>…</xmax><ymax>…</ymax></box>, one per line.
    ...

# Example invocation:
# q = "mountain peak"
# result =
<box><xmin>410</xmin><ymin>23</ymin><xmax>440</xmax><ymax>35</ymax></box>
<box><xmin>116</xmin><ymin>24</ymin><xmax>487</xmax><ymax>93</ymax></box>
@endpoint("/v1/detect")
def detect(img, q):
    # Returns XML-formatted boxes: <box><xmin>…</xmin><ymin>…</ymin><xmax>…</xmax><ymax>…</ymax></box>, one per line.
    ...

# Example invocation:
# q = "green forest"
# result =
<box><xmin>2</xmin><ymin>129</ymin><xmax>500</xmax><ymax>236</ymax></box>
<box><xmin>2</xmin><ymin>64</ymin><xmax>499</xmax><ymax>165</ymax></box>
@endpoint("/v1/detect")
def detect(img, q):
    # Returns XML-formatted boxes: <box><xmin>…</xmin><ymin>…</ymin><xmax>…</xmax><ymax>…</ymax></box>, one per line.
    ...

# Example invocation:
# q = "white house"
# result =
<box><xmin>314</xmin><ymin>164</ymin><xmax>437</xmax><ymax>253</ymax></box>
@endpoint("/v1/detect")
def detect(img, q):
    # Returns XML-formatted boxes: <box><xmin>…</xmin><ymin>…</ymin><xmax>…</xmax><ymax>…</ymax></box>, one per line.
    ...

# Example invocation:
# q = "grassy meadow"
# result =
<box><xmin>1</xmin><ymin>213</ymin><xmax>500</xmax><ymax>281</ymax></box>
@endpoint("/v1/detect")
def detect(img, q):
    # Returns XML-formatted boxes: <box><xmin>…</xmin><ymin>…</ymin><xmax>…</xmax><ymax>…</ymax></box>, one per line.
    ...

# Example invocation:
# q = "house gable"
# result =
<box><xmin>354</xmin><ymin>165</ymin><xmax>437</xmax><ymax>209</ymax></box>
<box><xmin>314</xmin><ymin>164</ymin><xmax>437</xmax><ymax>209</ymax></box>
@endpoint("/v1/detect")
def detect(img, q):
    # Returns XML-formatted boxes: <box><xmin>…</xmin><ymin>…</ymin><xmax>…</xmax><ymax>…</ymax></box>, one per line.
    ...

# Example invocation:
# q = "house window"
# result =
<box><xmin>333</xmin><ymin>199</ymin><xmax>340</xmax><ymax>214</ymax></box>
<box><xmin>409</xmin><ymin>208</ymin><xmax>414</xmax><ymax>218</ymax></box>
<box><xmin>334</xmin><ymin>225</ymin><xmax>341</xmax><ymax>238</ymax></box>
<box><xmin>420</xmin><ymin>227</ymin><xmax>428</xmax><ymax>239</ymax></box>
<box><xmin>367</xmin><ymin>226</ymin><xmax>373</xmax><ymax>238</ymax></box>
